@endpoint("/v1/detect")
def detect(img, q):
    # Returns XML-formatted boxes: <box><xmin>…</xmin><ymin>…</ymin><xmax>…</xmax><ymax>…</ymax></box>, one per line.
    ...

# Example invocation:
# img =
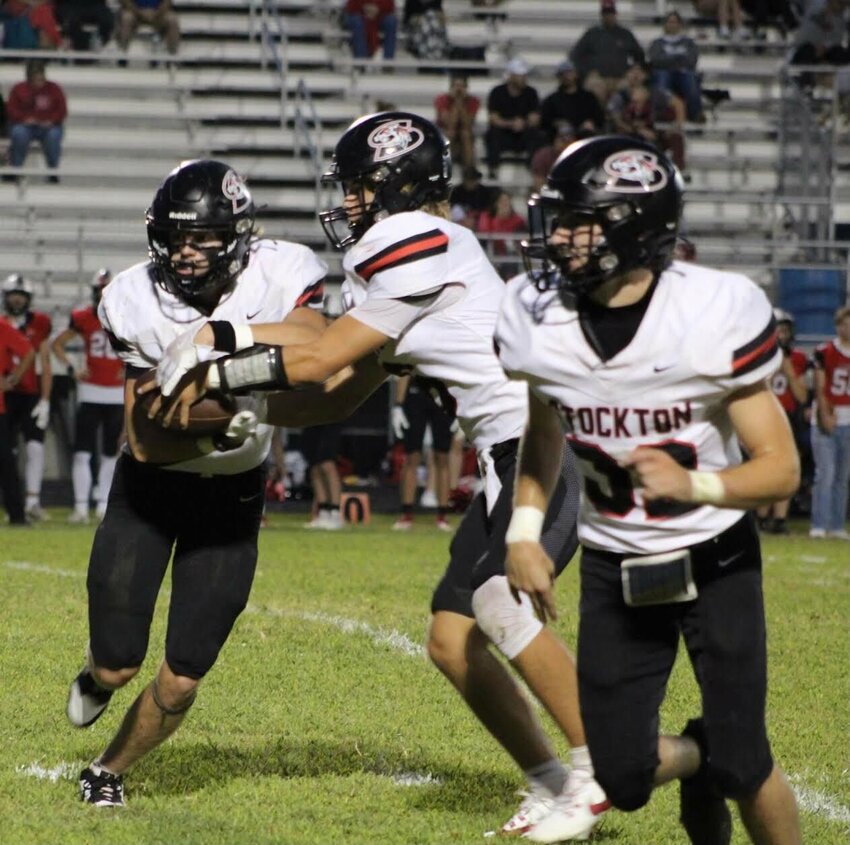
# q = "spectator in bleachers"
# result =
<box><xmin>476</xmin><ymin>189</ymin><xmax>526</xmax><ymax>278</ymax></box>
<box><xmin>403</xmin><ymin>0</ymin><xmax>448</xmax><ymax>61</ymax></box>
<box><xmin>116</xmin><ymin>0</ymin><xmax>180</xmax><ymax>56</ymax></box>
<box><xmin>484</xmin><ymin>57</ymin><xmax>546</xmax><ymax>179</ymax></box>
<box><xmin>648</xmin><ymin>10</ymin><xmax>705</xmax><ymax>122</ymax></box>
<box><xmin>1</xmin><ymin>0</ymin><xmax>63</xmax><ymax>49</ymax></box>
<box><xmin>791</xmin><ymin>0</ymin><xmax>850</xmax><ymax>79</ymax></box>
<box><xmin>5</xmin><ymin>60</ymin><xmax>67</xmax><ymax>183</ymax></box>
<box><xmin>449</xmin><ymin>164</ymin><xmax>497</xmax><ymax>229</ymax></box>
<box><xmin>692</xmin><ymin>0</ymin><xmax>746</xmax><ymax>39</ymax></box>
<box><xmin>740</xmin><ymin>0</ymin><xmax>799</xmax><ymax>38</ymax></box>
<box><xmin>0</xmin><ymin>316</ymin><xmax>34</xmax><ymax>526</ymax></box>
<box><xmin>434</xmin><ymin>73</ymin><xmax>480</xmax><ymax>169</ymax></box>
<box><xmin>530</xmin><ymin>121</ymin><xmax>576</xmax><ymax>192</ymax></box>
<box><xmin>608</xmin><ymin>62</ymin><xmax>687</xmax><ymax>173</ymax></box>
<box><xmin>539</xmin><ymin>59</ymin><xmax>605</xmax><ymax>142</ymax></box>
<box><xmin>570</xmin><ymin>0</ymin><xmax>644</xmax><ymax>107</ymax></box>
<box><xmin>344</xmin><ymin>0</ymin><xmax>398</xmax><ymax>60</ymax></box>
<box><xmin>55</xmin><ymin>0</ymin><xmax>115</xmax><ymax>51</ymax></box>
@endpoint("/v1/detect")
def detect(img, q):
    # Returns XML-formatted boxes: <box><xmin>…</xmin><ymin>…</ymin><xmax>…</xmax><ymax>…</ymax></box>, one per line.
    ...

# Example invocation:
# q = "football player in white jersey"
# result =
<box><xmin>64</xmin><ymin>159</ymin><xmax>328</xmax><ymax>808</ymax></box>
<box><xmin>153</xmin><ymin>112</ymin><xmax>608</xmax><ymax>838</ymax></box>
<box><xmin>495</xmin><ymin>136</ymin><xmax>802</xmax><ymax>844</ymax></box>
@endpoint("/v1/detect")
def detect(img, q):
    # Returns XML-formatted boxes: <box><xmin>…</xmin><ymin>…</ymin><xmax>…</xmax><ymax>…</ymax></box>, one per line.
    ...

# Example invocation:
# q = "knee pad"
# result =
<box><xmin>471</xmin><ymin>575</ymin><xmax>543</xmax><ymax>660</ymax></box>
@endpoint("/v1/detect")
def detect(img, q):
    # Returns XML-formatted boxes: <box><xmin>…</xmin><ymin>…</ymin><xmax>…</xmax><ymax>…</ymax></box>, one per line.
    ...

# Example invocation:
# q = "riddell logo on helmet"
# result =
<box><xmin>603</xmin><ymin>151</ymin><xmax>668</xmax><ymax>193</ymax></box>
<box><xmin>169</xmin><ymin>211</ymin><xmax>198</xmax><ymax>220</ymax></box>
<box><xmin>367</xmin><ymin>119</ymin><xmax>425</xmax><ymax>163</ymax></box>
<box><xmin>222</xmin><ymin>170</ymin><xmax>251</xmax><ymax>214</ymax></box>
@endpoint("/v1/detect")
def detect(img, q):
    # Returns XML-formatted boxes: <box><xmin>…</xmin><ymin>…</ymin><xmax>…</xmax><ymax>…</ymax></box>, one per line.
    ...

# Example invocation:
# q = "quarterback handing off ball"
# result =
<box><xmin>134</xmin><ymin>368</ymin><xmax>236</xmax><ymax>434</ymax></box>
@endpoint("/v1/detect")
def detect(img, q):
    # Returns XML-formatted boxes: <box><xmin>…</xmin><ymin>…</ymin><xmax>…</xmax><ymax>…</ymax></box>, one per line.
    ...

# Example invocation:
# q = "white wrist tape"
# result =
<box><xmin>688</xmin><ymin>471</ymin><xmax>725</xmax><ymax>505</ymax></box>
<box><xmin>233</xmin><ymin>324</ymin><xmax>254</xmax><ymax>351</ymax></box>
<box><xmin>505</xmin><ymin>505</ymin><xmax>546</xmax><ymax>544</ymax></box>
<box><xmin>206</xmin><ymin>363</ymin><xmax>222</xmax><ymax>391</ymax></box>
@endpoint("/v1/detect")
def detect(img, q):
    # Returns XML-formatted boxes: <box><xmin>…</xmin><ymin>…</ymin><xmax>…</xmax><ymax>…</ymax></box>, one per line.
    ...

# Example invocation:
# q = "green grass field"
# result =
<box><xmin>1</xmin><ymin>512</ymin><xmax>847</xmax><ymax>845</ymax></box>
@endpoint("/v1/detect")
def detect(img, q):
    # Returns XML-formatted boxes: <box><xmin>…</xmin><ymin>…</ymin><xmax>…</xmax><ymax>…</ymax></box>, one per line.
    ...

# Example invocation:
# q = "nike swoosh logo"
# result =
<box><xmin>653</xmin><ymin>364</ymin><xmax>675</xmax><ymax>372</ymax></box>
<box><xmin>239</xmin><ymin>493</ymin><xmax>261</xmax><ymax>502</ymax></box>
<box><xmin>718</xmin><ymin>550</ymin><xmax>744</xmax><ymax>568</ymax></box>
<box><xmin>246</xmin><ymin>310</ymin><xmax>262</xmax><ymax>320</ymax></box>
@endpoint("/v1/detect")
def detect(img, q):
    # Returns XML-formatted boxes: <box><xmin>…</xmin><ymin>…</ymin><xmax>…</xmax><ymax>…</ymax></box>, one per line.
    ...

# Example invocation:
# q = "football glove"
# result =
<box><xmin>31</xmin><ymin>398</ymin><xmax>50</xmax><ymax>430</ymax></box>
<box><xmin>391</xmin><ymin>405</ymin><xmax>409</xmax><ymax>441</ymax></box>
<box><xmin>158</xmin><ymin>329</ymin><xmax>213</xmax><ymax>398</ymax></box>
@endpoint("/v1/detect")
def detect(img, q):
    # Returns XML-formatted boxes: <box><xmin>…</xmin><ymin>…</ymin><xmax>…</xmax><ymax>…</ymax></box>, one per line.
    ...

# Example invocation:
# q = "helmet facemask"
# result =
<box><xmin>147</xmin><ymin>218</ymin><xmax>253</xmax><ymax>305</ymax></box>
<box><xmin>522</xmin><ymin>193</ymin><xmax>677</xmax><ymax>300</ymax></box>
<box><xmin>2</xmin><ymin>275</ymin><xmax>34</xmax><ymax>317</ymax></box>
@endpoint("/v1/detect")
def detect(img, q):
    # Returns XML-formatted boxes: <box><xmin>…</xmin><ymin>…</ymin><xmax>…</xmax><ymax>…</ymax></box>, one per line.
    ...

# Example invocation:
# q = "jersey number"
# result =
<box><xmin>831</xmin><ymin>368</ymin><xmax>850</xmax><ymax>397</ymax></box>
<box><xmin>89</xmin><ymin>330</ymin><xmax>119</xmax><ymax>360</ymax></box>
<box><xmin>569</xmin><ymin>438</ymin><xmax>699</xmax><ymax>519</ymax></box>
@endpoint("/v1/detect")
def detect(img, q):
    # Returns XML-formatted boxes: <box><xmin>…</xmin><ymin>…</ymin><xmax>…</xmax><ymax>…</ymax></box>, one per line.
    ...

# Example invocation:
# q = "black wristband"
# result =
<box><xmin>209</xmin><ymin>321</ymin><xmax>237</xmax><ymax>353</ymax></box>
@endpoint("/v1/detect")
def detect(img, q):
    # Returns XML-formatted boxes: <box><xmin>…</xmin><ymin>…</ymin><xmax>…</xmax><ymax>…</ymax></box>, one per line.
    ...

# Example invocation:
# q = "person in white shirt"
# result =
<box><xmin>495</xmin><ymin>135</ymin><xmax>803</xmax><ymax>844</ymax></box>
<box><xmin>153</xmin><ymin>112</ymin><xmax>608</xmax><ymax>840</ymax></box>
<box><xmin>65</xmin><ymin>159</ymin><xmax>328</xmax><ymax>808</ymax></box>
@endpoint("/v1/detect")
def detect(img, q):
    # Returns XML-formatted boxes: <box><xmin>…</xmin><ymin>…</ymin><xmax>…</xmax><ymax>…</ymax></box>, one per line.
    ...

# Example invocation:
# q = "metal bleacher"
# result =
<box><xmin>0</xmin><ymin>0</ymin><xmax>846</xmax><ymax>309</ymax></box>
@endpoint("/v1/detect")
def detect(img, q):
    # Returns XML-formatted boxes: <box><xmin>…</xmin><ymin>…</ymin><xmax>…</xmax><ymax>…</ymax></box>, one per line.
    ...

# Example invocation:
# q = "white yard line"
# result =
<box><xmin>245</xmin><ymin>604</ymin><xmax>426</xmax><ymax>658</ymax></box>
<box><xmin>8</xmin><ymin>560</ymin><xmax>850</xmax><ymax>824</ymax></box>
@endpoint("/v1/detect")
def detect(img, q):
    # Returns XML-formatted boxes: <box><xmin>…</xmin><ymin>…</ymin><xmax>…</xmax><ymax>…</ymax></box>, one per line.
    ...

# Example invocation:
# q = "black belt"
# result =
<box><xmin>489</xmin><ymin>438</ymin><xmax>520</xmax><ymax>464</ymax></box>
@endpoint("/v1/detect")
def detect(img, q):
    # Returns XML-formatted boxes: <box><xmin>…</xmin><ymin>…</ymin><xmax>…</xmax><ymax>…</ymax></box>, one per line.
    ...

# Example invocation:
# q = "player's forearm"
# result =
<box><xmin>9</xmin><ymin>350</ymin><xmax>36</xmax><ymax>385</ymax></box>
<box><xmin>38</xmin><ymin>346</ymin><xmax>52</xmax><ymax>399</ymax></box>
<box><xmin>710</xmin><ymin>449</ymin><xmax>800</xmax><ymax>510</ymax></box>
<box><xmin>193</xmin><ymin>319</ymin><xmax>325</xmax><ymax>350</ymax></box>
<box><xmin>264</xmin><ymin>355</ymin><xmax>387</xmax><ymax>426</ymax></box>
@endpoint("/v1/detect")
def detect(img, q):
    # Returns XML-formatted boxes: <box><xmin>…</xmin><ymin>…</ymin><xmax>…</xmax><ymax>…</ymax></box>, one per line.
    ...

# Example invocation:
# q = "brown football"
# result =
<box><xmin>133</xmin><ymin>368</ymin><xmax>236</xmax><ymax>434</ymax></box>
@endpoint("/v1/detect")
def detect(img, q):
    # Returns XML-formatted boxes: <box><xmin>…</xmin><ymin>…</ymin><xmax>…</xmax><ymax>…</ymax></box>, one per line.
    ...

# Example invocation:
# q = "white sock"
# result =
<box><xmin>25</xmin><ymin>440</ymin><xmax>45</xmax><ymax>504</ymax></box>
<box><xmin>569</xmin><ymin>745</ymin><xmax>594</xmax><ymax>777</ymax></box>
<box><xmin>92</xmin><ymin>759</ymin><xmax>121</xmax><ymax>777</ymax></box>
<box><xmin>72</xmin><ymin>451</ymin><xmax>92</xmax><ymax>513</ymax></box>
<box><xmin>96</xmin><ymin>455</ymin><xmax>117</xmax><ymax>507</ymax></box>
<box><xmin>526</xmin><ymin>759</ymin><xmax>569</xmax><ymax>797</ymax></box>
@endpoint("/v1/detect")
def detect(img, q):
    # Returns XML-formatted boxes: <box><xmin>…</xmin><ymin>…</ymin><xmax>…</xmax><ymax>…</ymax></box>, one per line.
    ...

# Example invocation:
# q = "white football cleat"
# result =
<box><xmin>68</xmin><ymin>511</ymin><xmax>90</xmax><ymax>525</ymax></box>
<box><xmin>523</xmin><ymin>773</ymin><xmax>610</xmax><ymax>843</ymax></box>
<box><xmin>499</xmin><ymin>791</ymin><xmax>555</xmax><ymax>836</ymax></box>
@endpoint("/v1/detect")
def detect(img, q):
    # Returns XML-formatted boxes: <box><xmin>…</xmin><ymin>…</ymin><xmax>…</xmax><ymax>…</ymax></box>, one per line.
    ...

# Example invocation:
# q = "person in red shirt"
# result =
<box><xmin>476</xmin><ymin>189</ymin><xmax>526</xmax><ymax>278</ymax></box>
<box><xmin>0</xmin><ymin>318</ymin><xmax>35</xmax><ymax>525</ymax></box>
<box><xmin>434</xmin><ymin>74</ymin><xmax>480</xmax><ymax>170</ymax></box>
<box><xmin>51</xmin><ymin>271</ymin><xmax>125</xmax><ymax>524</ymax></box>
<box><xmin>1</xmin><ymin>0</ymin><xmax>63</xmax><ymax>48</ymax></box>
<box><xmin>809</xmin><ymin>305</ymin><xmax>850</xmax><ymax>539</ymax></box>
<box><xmin>2</xmin><ymin>273</ymin><xmax>52</xmax><ymax>521</ymax></box>
<box><xmin>344</xmin><ymin>0</ymin><xmax>397</xmax><ymax>60</ymax></box>
<box><xmin>757</xmin><ymin>308</ymin><xmax>808</xmax><ymax>534</ymax></box>
<box><xmin>6</xmin><ymin>59</ymin><xmax>68</xmax><ymax>183</ymax></box>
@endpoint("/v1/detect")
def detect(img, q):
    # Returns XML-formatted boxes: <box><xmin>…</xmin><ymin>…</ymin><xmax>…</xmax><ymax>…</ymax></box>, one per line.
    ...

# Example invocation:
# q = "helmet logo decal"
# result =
<box><xmin>367</xmin><ymin>119</ymin><xmax>424</xmax><ymax>163</ymax></box>
<box><xmin>602</xmin><ymin>151</ymin><xmax>668</xmax><ymax>193</ymax></box>
<box><xmin>222</xmin><ymin>169</ymin><xmax>251</xmax><ymax>214</ymax></box>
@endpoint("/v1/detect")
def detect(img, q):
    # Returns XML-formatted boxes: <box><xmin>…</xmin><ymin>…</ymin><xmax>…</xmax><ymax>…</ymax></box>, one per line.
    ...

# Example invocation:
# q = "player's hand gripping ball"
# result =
<box><xmin>134</xmin><ymin>369</ymin><xmax>236</xmax><ymax>434</ymax></box>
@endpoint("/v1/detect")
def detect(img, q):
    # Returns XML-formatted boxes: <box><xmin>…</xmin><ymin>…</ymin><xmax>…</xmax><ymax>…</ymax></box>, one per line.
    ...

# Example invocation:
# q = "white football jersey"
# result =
<box><xmin>341</xmin><ymin>210</ymin><xmax>528</xmax><ymax>507</ymax></box>
<box><xmin>100</xmin><ymin>238</ymin><xmax>326</xmax><ymax>475</ymax></box>
<box><xmin>496</xmin><ymin>261</ymin><xmax>781</xmax><ymax>554</ymax></box>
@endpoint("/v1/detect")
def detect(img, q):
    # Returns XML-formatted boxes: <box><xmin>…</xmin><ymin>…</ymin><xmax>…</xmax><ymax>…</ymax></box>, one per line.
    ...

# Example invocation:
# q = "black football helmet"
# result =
<box><xmin>320</xmin><ymin>111</ymin><xmax>452</xmax><ymax>249</ymax></box>
<box><xmin>146</xmin><ymin>159</ymin><xmax>255</xmax><ymax>303</ymax></box>
<box><xmin>2</xmin><ymin>273</ymin><xmax>34</xmax><ymax>316</ymax></box>
<box><xmin>91</xmin><ymin>268</ymin><xmax>111</xmax><ymax>307</ymax></box>
<box><xmin>521</xmin><ymin>135</ymin><xmax>684</xmax><ymax>298</ymax></box>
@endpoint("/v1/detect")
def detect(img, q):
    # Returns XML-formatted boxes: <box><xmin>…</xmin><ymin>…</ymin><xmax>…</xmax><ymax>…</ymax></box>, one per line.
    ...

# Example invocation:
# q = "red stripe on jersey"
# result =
<box><xmin>295</xmin><ymin>279</ymin><xmax>324</xmax><ymax>308</ymax></box>
<box><xmin>357</xmin><ymin>231</ymin><xmax>449</xmax><ymax>282</ymax></box>
<box><xmin>732</xmin><ymin>334</ymin><xmax>777</xmax><ymax>375</ymax></box>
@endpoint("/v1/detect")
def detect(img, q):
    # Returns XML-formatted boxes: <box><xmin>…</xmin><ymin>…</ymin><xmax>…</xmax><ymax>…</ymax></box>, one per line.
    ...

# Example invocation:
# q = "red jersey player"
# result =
<box><xmin>51</xmin><ymin>270</ymin><xmax>125</xmax><ymax>523</ymax></box>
